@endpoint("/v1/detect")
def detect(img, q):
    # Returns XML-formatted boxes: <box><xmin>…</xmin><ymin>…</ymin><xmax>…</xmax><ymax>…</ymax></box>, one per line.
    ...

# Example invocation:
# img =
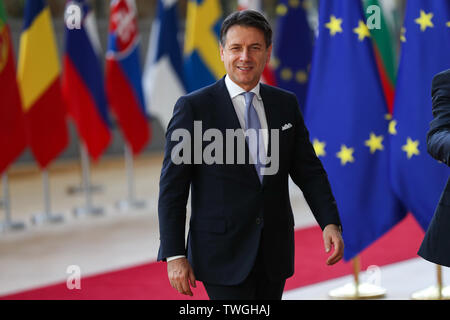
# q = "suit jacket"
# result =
<box><xmin>418</xmin><ymin>69</ymin><xmax>450</xmax><ymax>267</ymax></box>
<box><xmin>157</xmin><ymin>77</ymin><xmax>341</xmax><ymax>285</ymax></box>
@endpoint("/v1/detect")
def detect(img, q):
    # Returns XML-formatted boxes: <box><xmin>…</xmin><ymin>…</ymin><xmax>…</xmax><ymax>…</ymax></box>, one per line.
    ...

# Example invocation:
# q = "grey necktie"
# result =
<box><xmin>243</xmin><ymin>91</ymin><xmax>265</xmax><ymax>182</ymax></box>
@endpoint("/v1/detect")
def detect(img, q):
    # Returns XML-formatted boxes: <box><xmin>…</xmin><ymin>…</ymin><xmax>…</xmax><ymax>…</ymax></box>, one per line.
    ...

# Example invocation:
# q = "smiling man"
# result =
<box><xmin>157</xmin><ymin>10</ymin><xmax>344</xmax><ymax>300</ymax></box>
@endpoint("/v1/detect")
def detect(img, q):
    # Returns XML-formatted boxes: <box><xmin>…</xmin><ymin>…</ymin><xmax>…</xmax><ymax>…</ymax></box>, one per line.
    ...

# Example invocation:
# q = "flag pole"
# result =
<box><xmin>115</xmin><ymin>143</ymin><xmax>146</xmax><ymax>212</ymax></box>
<box><xmin>73</xmin><ymin>143</ymin><xmax>104</xmax><ymax>217</ymax></box>
<box><xmin>66</xmin><ymin>144</ymin><xmax>103</xmax><ymax>195</ymax></box>
<box><xmin>411</xmin><ymin>264</ymin><xmax>450</xmax><ymax>299</ymax></box>
<box><xmin>328</xmin><ymin>255</ymin><xmax>386</xmax><ymax>299</ymax></box>
<box><xmin>0</xmin><ymin>172</ymin><xmax>26</xmax><ymax>232</ymax></box>
<box><xmin>31</xmin><ymin>169</ymin><xmax>64</xmax><ymax>225</ymax></box>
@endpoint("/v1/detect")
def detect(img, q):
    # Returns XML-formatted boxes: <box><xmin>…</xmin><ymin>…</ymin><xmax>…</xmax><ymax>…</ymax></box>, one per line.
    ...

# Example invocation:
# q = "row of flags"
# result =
<box><xmin>1</xmin><ymin>0</ymin><xmax>151</xmax><ymax>174</ymax></box>
<box><xmin>1</xmin><ymin>0</ymin><xmax>449</xmax><ymax>263</ymax></box>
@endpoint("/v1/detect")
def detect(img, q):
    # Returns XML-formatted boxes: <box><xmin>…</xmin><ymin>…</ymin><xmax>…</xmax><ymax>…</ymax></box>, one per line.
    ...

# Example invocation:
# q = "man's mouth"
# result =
<box><xmin>237</xmin><ymin>66</ymin><xmax>253</xmax><ymax>71</ymax></box>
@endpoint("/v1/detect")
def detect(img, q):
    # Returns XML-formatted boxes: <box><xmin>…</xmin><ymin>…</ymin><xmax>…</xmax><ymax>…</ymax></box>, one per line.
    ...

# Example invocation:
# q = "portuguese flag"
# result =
<box><xmin>364</xmin><ymin>0</ymin><xmax>398</xmax><ymax>113</ymax></box>
<box><xmin>0</xmin><ymin>0</ymin><xmax>27</xmax><ymax>174</ymax></box>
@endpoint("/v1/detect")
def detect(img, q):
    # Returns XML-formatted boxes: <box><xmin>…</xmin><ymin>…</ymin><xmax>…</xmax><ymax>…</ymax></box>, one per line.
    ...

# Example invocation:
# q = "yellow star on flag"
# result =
<box><xmin>447</xmin><ymin>21</ymin><xmax>450</xmax><ymax>27</ymax></box>
<box><xmin>400</xmin><ymin>27</ymin><xmax>406</xmax><ymax>42</ymax></box>
<box><xmin>415</xmin><ymin>10</ymin><xmax>434</xmax><ymax>31</ymax></box>
<box><xmin>402</xmin><ymin>137</ymin><xmax>420</xmax><ymax>159</ymax></box>
<box><xmin>365</xmin><ymin>133</ymin><xmax>384</xmax><ymax>154</ymax></box>
<box><xmin>388</xmin><ymin>119</ymin><xmax>397</xmax><ymax>135</ymax></box>
<box><xmin>313</xmin><ymin>139</ymin><xmax>326</xmax><ymax>157</ymax></box>
<box><xmin>325</xmin><ymin>15</ymin><xmax>343</xmax><ymax>36</ymax></box>
<box><xmin>336</xmin><ymin>145</ymin><xmax>354</xmax><ymax>166</ymax></box>
<box><xmin>353</xmin><ymin>20</ymin><xmax>371</xmax><ymax>41</ymax></box>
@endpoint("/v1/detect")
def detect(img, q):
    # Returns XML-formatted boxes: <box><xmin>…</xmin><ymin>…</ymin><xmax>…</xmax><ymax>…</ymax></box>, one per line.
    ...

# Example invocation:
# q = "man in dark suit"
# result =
<box><xmin>418</xmin><ymin>69</ymin><xmax>450</xmax><ymax>267</ymax></box>
<box><xmin>157</xmin><ymin>10</ymin><xmax>344</xmax><ymax>300</ymax></box>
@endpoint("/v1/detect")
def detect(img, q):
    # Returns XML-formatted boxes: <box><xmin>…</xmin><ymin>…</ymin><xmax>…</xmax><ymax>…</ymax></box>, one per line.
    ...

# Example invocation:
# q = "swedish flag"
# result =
<box><xmin>390</xmin><ymin>0</ymin><xmax>450</xmax><ymax>230</ymax></box>
<box><xmin>184</xmin><ymin>0</ymin><xmax>226</xmax><ymax>92</ymax></box>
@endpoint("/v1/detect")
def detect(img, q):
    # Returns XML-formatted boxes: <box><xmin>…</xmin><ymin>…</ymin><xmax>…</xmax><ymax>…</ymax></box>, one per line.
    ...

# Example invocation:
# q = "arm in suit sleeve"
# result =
<box><xmin>287</xmin><ymin>94</ymin><xmax>342</xmax><ymax>231</ymax></box>
<box><xmin>157</xmin><ymin>97</ymin><xmax>194</xmax><ymax>261</ymax></box>
<box><xmin>428</xmin><ymin>70</ymin><xmax>450</xmax><ymax>166</ymax></box>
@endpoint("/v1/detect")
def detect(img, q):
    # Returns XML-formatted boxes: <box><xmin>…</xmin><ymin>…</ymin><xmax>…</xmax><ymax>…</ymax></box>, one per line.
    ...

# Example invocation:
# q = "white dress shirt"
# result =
<box><xmin>166</xmin><ymin>75</ymin><xmax>269</xmax><ymax>263</ymax></box>
<box><xmin>224</xmin><ymin>74</ymin><xmax>269</xmax><ymax>153</ymax></box>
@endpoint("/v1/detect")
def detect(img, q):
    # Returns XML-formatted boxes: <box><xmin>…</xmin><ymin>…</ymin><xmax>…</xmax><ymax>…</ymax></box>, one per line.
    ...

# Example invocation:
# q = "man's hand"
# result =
<box><xmin>323</xmin><ymin>224</ymin><xmax>344</xmax><ymax>266</ymax></box>
<box><xmin>167</xmin><ymin>257</ymin><xmax>196</xmax><ymax>296</ymax></box>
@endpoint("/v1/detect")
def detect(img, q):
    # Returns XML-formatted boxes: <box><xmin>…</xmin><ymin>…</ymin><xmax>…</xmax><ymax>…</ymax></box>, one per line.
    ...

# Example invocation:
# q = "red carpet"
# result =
<box><xmin>0</xmin><ymin>214</ymin><xmax>424</xmax><ymax>300</ymax></box>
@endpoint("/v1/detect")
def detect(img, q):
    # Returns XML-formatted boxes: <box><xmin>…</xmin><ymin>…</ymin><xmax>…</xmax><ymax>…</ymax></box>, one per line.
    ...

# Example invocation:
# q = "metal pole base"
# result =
<box><xmin>115</xmin><ymin>199</ymin><xmax>147</xmax><ymax>212</ymax></box>
<box><xmin>329</xmin><ymin>282</ymin><xmax>387</xmax><ymax>299</ymax></box>
<box><xmin>31</xmin><ymin>212</ymin><xmax>64</xmax><ymax>225</ymax></box>
<box><xmin>411</xmin><ymin>286</ymin><xmax>450</xmax><ymax>300</ymax></box>
<box><xmin>66</xmin><ymin>184</ymin><xmax>103</xmax><ymax>195</ymax></box>
<box><xmin>73</xmin><ymin>205</ymin><xmax>104</xmax><ymax>217</ymax></box>
<box><xmin>0</xmin><ymin>220</ymin><xmax>26</xmax><ymax>232</ymax></box>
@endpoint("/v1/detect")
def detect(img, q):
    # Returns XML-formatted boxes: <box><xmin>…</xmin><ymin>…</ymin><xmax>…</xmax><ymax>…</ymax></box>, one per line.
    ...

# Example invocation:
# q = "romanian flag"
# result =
<box><xmin>17</xmin><ymin>0</ymin><xmax>68</xmax><ymax>169</ymax></box>
<box><xmin>0</xmin><ymin>0</ymin><xmax>27</xmax><ymax>174</ymax></box>
<box><xmin>105</xmin><ymin>0</ymin><xmax>150</xmax><ymax>155</ymax></box>
<box><xmin>62</xmin><ymin>0</ymin><xmax>111</xmax><ymax>161</ymax></box>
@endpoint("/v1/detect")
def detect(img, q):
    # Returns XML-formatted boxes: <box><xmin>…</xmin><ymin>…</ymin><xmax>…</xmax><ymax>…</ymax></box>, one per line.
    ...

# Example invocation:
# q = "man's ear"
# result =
<box><xmin>265</xmin><ymin>44</ymin><xmax>273</xmax><ymax>66</ymax></box>
<box><xmin>220</xmin><ymin>43</ymin><xmax>224</xmax><ymax>62</ymax></box>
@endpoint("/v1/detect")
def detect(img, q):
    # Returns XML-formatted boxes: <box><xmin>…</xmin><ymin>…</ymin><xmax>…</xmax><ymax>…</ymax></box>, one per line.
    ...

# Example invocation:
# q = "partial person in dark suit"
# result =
<box><xmin>418</xmin><ymin>69</ymin><xmax>450</xmax><ymax>267</ymax></box>
<box><xmin>157</xmin><ymin>10</ymin><xmax>344</xmax><ymax>300</ymax></box>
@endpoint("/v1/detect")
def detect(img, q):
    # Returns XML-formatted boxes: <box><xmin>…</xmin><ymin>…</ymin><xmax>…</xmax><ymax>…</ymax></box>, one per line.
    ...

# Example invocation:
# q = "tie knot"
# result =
<box><xmin>243</xmin><ymin>91</ymin><xmax>255</xmax><ymax>108</ymax></box>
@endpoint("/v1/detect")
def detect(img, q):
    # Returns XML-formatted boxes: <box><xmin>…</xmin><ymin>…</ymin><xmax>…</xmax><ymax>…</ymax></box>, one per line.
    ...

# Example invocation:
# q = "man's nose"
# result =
<box><xmin>239</xmin><ymin>48</ymin><xmax>250</xmax><ymax>61</ymax></box>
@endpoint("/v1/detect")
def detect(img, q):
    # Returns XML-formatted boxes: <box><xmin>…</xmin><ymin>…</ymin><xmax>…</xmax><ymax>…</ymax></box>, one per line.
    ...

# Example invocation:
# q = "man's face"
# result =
<box><xmin>220</xmin><ymin>25</ymin><xmax>272</xmax><ymax>91</ymax></box>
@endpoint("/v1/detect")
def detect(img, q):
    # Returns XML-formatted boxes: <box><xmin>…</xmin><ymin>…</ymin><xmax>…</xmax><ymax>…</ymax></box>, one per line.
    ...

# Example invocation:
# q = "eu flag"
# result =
<box><xmin>304</xmin><ymin>0</ymin><xmax>404</xmax><ymax>261</ymax></box>
<box><xmin>390</xmin><ymin>0</ymin><xmax>450</xmax><ymax>231</ymax></box>
<box><xmin>272</xmin><ymin>0</ymin><xmax>313</xmax><ymax>112</ymax></box>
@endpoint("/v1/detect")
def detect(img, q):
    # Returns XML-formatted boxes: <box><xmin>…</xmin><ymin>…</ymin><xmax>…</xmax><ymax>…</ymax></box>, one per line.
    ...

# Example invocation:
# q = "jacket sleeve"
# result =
<box><xmin>287</xmin><ymin>93</ymin><xmax>342</xmax><ymax>231</ymax></box>
<box><xmin>157</xmin><ymin>97</ymin><xmax>194</xmax><ymax>261</ymax></box>
<box><xmin>428</xmin><ymin>70</ymin><xmax>450</xmax><ymax>166</ymax></box>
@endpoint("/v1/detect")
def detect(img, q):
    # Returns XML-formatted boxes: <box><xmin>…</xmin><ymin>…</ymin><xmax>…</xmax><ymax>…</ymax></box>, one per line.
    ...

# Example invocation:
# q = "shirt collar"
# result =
<box><xmin>225</xmin><ymin>74</ymin><xmax>262</xmax><ymax>101</ymax></box>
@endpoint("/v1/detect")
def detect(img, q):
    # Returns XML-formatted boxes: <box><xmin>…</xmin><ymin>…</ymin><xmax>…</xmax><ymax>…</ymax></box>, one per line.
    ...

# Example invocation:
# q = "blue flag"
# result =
<box><xmin>390</xmin><ymin>0</ymin><xmax>450</xmax><ymax>230</ymax></box>
<box><xmin>142</xmin><ymin>0</ymin><xmax>186</xmax><ymax>130</ymax></box>
<box><xmin>304</xmin><ymin>0</ymin><xmax>404</xmax><ymax>261</ymax></box>
<box><xmin>183</xmin><ymin>0</ymin><xmax>226</xmax><ymax>92</ymax></box>
<box><xmin>272</xmin><ymin>0</ymin><xmax>313</xmax><ymax>112</ymax></box>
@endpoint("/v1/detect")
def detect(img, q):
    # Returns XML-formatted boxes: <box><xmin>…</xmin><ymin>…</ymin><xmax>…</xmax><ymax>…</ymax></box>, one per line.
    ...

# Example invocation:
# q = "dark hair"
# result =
<box><xmin>220</xmin><ymin>10</ymin><xmax>272</xmax><ymax>48</ymax></box>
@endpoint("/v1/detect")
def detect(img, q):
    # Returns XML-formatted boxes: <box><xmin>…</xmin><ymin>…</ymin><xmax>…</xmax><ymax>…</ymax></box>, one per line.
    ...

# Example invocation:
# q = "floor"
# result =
<box><xmin>1</xmin><ymin>152</ymin><xmax>448</xmax><ymax>299</ymax></box>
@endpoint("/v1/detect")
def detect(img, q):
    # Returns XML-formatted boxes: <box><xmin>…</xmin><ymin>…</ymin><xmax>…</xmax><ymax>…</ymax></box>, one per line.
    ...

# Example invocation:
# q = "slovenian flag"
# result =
<box><xmin>105</xmin><ymin>0</ymin><xmax>151</xmax><ymax>155</ymax></box>
<box><xmin>62</xmin><ymin>0</ymin><xmax>111</xmax><ymax>161</ymax></box>
<box><xmin>17</xmin><ymin>0</ymin><xmax>69</xmax><ymax>169</ymax></box>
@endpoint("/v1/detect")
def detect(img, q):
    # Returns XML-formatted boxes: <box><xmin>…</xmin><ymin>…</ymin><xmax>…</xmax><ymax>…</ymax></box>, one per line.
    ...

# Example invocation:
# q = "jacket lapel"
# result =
<box><xmin>260</xmin><ymin>84</ymin><xmax>280</xmax><ymax>186</ymax></box>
